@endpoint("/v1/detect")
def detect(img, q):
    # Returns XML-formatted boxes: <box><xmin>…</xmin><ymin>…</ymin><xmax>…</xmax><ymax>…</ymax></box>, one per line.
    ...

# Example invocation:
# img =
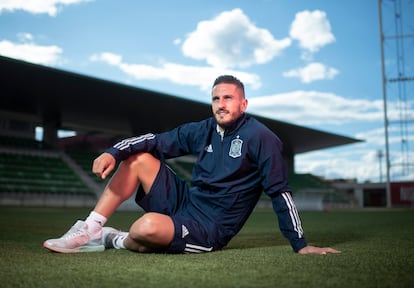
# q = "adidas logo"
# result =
<box><xmin>204</xmin><ymin>144</ymin><xmax>213</xmax><ymax>152</ymax></box>
<box><xmin>182</xmin><ymin>225</ymin><xmax>189</xmax><ymax>238</ymax></box>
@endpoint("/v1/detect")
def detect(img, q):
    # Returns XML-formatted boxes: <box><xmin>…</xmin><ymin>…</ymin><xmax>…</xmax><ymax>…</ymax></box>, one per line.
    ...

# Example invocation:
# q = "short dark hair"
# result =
<box><xmin>213</xmin><ymin>75</ymin><xmax>245</xmax><ymax>94</ymax></box>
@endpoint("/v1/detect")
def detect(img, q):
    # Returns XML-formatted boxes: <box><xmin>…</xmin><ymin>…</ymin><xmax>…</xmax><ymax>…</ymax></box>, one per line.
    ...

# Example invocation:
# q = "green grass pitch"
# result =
<box><xmin>0</xmin><ymin>206</ymin><xmax>413</xmax><ymax>288</ymax></box>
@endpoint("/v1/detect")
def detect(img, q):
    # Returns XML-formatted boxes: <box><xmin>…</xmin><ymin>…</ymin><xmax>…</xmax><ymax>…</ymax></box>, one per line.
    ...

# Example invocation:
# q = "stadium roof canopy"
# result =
<box><xmin>0</xmin><ymin>55</ymin><xmax>361</xmax><ymax>155</ymax></box>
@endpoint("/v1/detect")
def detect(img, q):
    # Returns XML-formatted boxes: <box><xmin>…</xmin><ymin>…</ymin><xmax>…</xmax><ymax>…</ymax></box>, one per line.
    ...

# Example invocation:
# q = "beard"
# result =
<box><xmin>214</xmin><ymin>109</ymin><xmax>243</xmax><ymax>130</ymax></box>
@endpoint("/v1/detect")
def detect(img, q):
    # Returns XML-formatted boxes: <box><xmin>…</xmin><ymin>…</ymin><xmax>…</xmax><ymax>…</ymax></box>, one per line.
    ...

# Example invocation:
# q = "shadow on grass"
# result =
<box><xmin>226</xmin><ymin>230</ymin><xmax>363</xmax><ymax>250</ymax></box>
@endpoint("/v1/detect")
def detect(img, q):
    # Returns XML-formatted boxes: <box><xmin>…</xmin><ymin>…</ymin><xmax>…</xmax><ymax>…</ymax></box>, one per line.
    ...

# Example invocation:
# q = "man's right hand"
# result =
<box><xmin>92</xmin><ymin>152</ymin><xmax>116</xmax><ymax>180</ymax></box>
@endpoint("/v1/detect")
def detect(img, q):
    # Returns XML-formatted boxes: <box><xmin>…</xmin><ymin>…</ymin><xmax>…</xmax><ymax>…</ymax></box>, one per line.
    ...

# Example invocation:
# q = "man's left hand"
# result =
<box><xmin>298</xmin><ymin>246</ymin><xmax>341</xmax><ymax>255</ymax></box>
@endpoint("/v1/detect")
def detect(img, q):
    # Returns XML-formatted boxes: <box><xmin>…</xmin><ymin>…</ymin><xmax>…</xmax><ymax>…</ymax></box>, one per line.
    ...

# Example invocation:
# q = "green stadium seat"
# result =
<box><xmin>0</xmin><ymin>152</ymin><xmax>94</xmax><ymax>196</ymax></box>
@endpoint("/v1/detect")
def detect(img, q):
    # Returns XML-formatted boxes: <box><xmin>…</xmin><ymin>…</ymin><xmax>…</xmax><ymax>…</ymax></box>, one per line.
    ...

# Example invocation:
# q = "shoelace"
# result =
<box><xmin>63</xmin><ymin>229</ymin><xmax>88</xmax><ymax>240</ymax></box>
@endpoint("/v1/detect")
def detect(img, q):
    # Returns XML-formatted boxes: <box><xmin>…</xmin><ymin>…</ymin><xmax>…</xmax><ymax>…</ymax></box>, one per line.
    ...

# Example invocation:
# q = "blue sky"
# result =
<box><xmin>1</xmin><ymin>0</ymin><xmax>413</xmax><ymax>183</ymax></box>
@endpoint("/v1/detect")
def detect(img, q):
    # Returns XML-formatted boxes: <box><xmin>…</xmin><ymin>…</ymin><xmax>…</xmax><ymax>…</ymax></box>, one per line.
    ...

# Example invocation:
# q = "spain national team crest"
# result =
<box><xmin>229</xmin><ymin>136</ymin><xmax>243</xmax><ymax>158</ymax></box>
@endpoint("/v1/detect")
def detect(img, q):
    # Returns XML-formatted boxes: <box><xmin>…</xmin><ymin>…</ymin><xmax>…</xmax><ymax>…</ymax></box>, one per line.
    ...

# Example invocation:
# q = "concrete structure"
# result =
<box><xmin>331</xmin><ymin>180</ymin><xmax>414</xmax><ymax>208</ymax></box>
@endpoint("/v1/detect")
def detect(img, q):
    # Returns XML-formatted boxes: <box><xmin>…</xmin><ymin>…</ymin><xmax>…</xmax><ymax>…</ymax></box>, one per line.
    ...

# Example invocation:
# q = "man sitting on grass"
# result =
<box><xmin>44</xmin><ymin>75</ymin><xmax>340</xmax><ymax>255</ymax></box>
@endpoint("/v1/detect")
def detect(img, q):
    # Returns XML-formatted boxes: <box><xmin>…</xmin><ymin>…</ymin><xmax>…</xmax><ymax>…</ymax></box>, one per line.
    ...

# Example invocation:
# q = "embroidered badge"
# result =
<box><xmin>229</xmin><ymin>136</ymin><xmax>243</xmax><ymax>158</ymax></box>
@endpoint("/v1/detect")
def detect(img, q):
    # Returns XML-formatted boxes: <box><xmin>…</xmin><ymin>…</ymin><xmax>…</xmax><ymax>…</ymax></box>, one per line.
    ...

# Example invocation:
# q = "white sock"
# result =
<box><xmin>85</xmin><ymin>211</ymin><xmax>107</xmax><ymax>234</ymax></box>
<box><xmin>113</xmin><ymin>233</ymin><xmax>128</xmax><ymax>249</ymax></box>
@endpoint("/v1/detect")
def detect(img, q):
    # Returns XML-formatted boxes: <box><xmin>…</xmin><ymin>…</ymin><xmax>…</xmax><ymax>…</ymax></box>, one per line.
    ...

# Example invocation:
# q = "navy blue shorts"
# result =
<box><xmin>135</xmin><ymin>163</ymin><xmax>222</xmax><ymax>253</ymax></box>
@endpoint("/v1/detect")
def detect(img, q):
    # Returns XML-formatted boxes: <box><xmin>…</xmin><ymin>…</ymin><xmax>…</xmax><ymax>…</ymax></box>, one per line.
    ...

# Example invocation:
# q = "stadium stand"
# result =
<box><xmin>0</xmin><ymin>134</ymin><xmax>50</xmax><ymax>150</ymax></box>
<box><xmin>0</xmin><ymin>153</ymin><xmax>89</xmax><ymax>194</ymax></box>
<box><xmin>0</xmin><ymin>135</ymin><xmax>98</xmax><ymax>207</ymax></box>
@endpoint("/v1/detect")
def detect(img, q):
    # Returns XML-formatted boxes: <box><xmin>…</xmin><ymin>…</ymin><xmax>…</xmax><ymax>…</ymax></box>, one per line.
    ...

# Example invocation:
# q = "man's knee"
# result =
<box><xmin>123</xmin><ymin>152</ymin><xmax>158</xmax><ymax>170</ymax></box>
<box><xmin>130</xmin><ymin>213</ymin><xmax>159</xmax><ymax>240</ymax></box>
<box><xmin>128</xmin><ymin>213</ymin><xmax>174</xmax><ymax>247</ymax></box>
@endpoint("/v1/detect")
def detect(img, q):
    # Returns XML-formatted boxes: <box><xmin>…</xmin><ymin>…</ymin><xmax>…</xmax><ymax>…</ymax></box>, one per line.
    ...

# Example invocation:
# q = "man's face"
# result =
<box><xmin>211</xmin><ymin>83</ymin><xmax>247</xmax><ymax>130</ymax></box>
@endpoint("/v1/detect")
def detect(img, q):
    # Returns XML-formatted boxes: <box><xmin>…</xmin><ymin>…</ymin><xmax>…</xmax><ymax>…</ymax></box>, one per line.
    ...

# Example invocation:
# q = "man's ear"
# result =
<box><xmin>242</xmin><ymin>98</ymin><xmax>248</xmax><ymax>112</ymax></box>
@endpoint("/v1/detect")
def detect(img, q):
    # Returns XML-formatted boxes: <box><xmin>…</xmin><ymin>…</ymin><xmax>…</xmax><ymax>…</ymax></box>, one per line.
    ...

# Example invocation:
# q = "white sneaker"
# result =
<box><xmin>102</xmin><ymin>227</ymin><xmax>128</xmax><ymax>249</ymax></box>
<box><xmin>43</xmin><ymin>220</ymin><xmax>104</xmax><ymax>253</ymax></box>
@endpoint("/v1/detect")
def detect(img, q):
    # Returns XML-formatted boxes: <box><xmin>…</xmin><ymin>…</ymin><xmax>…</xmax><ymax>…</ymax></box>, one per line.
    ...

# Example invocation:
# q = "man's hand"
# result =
<box><xmin>298</xmin><ymin>245</ymin><xmax>341</xmax><ymax>255</ymax></box>
<box><xmin>92</xmin><ymin>152</ymin><xmax>116</xmax><ymax>180</ymax></box>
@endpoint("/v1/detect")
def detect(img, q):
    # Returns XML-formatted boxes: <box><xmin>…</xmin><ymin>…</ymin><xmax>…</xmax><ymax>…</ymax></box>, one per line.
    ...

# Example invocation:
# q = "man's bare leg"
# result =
<box><xmin>43</xmin><ymin>152</ymin><xmax>174</xmax><ymax>253</ymax></box>
<box><xmin>93</xmin><ymin>152</ymin><xmax>161</xmax><ymax>218</ymax></box>
<box><xmin>94</xmin><ymin>152</ymin><xmax>175</xmax><ymax>252</ymax></box>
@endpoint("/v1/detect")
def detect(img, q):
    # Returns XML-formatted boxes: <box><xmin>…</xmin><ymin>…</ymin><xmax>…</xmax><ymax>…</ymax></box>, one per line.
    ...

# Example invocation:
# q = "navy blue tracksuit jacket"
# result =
<box><xmin>107</xmin><ymin>113</ymin><xmax>307</xmax><ymax>252</ymax></box>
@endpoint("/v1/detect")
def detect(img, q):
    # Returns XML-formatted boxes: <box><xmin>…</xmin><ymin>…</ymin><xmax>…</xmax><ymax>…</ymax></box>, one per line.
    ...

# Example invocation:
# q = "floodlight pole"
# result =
<box><xmin>378</xmin><ymin>0</ymin><xmax>392</xmax><ymax>208</ymax></box>
<box><xmin>377</xmin><ymin>150</ymin><xmax>383</xmax><ymax>182</ymax></box>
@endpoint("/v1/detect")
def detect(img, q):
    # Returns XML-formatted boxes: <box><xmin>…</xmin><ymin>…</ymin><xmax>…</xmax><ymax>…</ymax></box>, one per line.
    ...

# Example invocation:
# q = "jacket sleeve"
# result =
<box><xmin>257</xmin><ymin>129</ymin><xmax>307</xmax><ymax>252</ymax></box>
<box><xmin>106</xmin><ymin>121</ymin><xmax>206</xmax><ymax>162</ymax></box>
<box><xmin>272</xmin><ymin>192</ymin><xmax>307</xmax><ymax>252</ymax></box>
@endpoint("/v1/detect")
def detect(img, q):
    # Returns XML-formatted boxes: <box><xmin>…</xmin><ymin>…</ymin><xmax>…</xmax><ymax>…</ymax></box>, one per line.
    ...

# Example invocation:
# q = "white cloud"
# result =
<box><xmin>0</xmin><ymin>35</ymin><xmax>62</xmax><ymax>66</ymax></box>
<box><xmin>283</xmin><ymin>62</ymin><xmax>339</xmax><ymax>83</ymax></box>
<box><xmin>295</xmin><ymin>147</ymin><xmax>387</xmax><ymax>182</ymax></box>
<box><xmin>17</xmin><ymin>32</ymin><xmax>34</xmax><ymax>42</ymax></box>
<box><xmin>356</xmin><ymin>125</ymin><xmax>414</xmax><ymax>147</ymax></box>
<box><xmin>387</xmin><ymin>100</ymin><xmax>414</xmax><ymax>121</ymax></box>
<box><xmin>289</xmin><ymin>10</ymin><xmax>335</xmax><ymax>55</ymax></box>
<box><xmin>248</xmin><ymin>90</ymin><xmax>413</xmax><ymax>126</ymax></box>
<box><xmin>355</xmin><ymin>127</ymin><xmax>386</xmax><ymax>146</ymax></box>
<box><xmin>0</xmin><ymin>0</ymin><xmax>92</xmax><ymax>16</ymax></box>
<box><xmin>296</xmin><ymin>131</ymin><xmax>414</xmax><ymax>182</ymax></box>
<box><xmin>90</xmin><ymin>52</ymin><xmax>122</xmax><ymax>66</ymax></box>
<box><xmin>90</xmin><ymin>52</ymin><xmax>262</xmax><ymax>93</ymax></box>
<box><xmin>181</xmin><ymin>8</ymin><xmax>291</xmax><ymax>69</ymax></box>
